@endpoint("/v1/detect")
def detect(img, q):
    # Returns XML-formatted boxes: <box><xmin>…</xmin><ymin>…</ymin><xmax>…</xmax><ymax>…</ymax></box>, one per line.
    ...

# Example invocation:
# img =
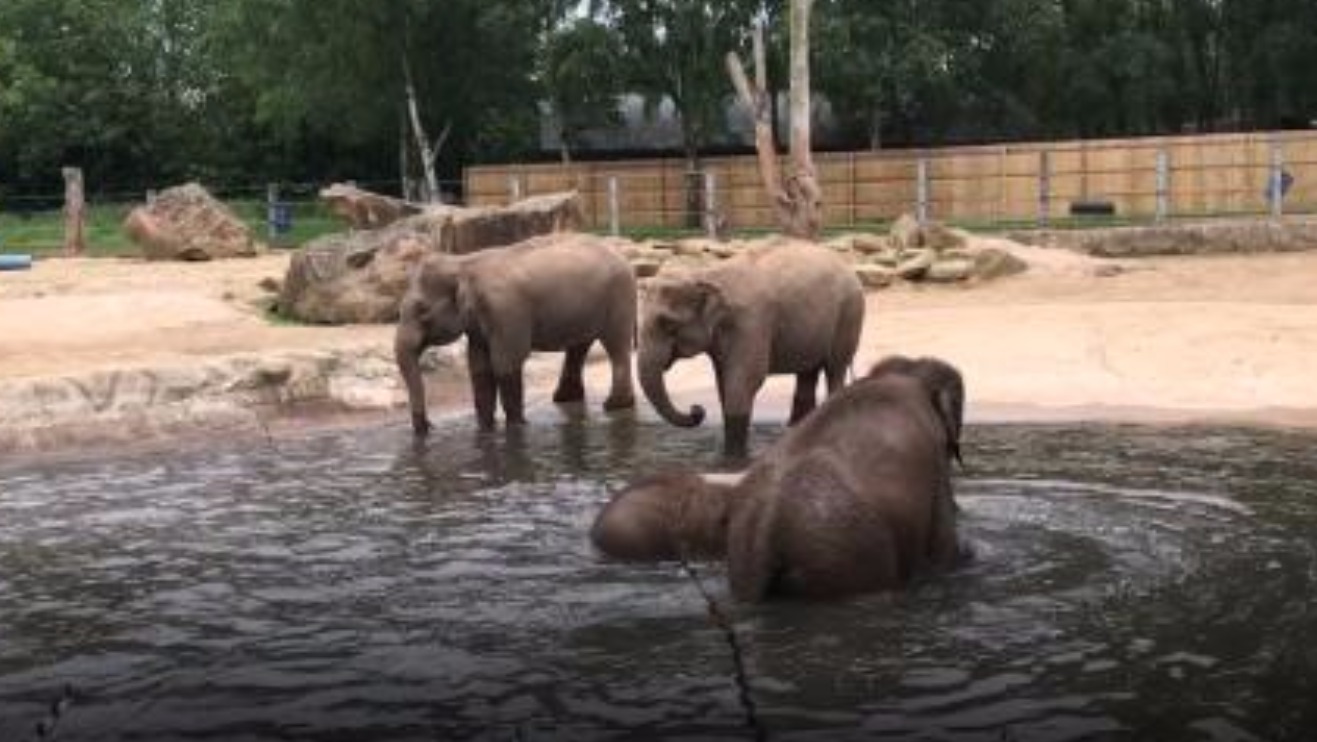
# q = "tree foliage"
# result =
<box><xmin>1</xmin><ymin>0</ymin><xmax>1314</xmax><ymax>195</ymax></box>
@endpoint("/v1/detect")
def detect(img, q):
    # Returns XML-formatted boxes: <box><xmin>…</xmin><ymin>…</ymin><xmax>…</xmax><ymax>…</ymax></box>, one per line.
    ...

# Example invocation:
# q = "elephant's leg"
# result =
<box><xmin>719</xmin><ymin>366</ymin><xmax>765</xmax><ymax>458</ymax></box>
<box><xmin>600</xmin><ymin>323</ymin><xmax>636</xmax><ymax>411</ymax></box>
<box><xmin>824</xmin><ymin>360</ymin><xmax>849</xmax><ymax>396</ymax></box>
<box><xmin>466</xmin><ymin>341</ymin><xmax>498</xmax><ymax>431</ymax></box>
<box><xmin>789</xmin><ymin>368</ymin><xmax>821</xmax><ymax>424</ymax></box>
<box><xmin>553</xmin><ymin>342</ymin><xmax>590</xmax><ymax>404</ymax></box>
<box><xmin>496</xmin><ymin>372</ymin><xmax>526</xmax><ymax>426</ymax></box>
<box><xmin>488</xmin><ymin>336</ymin><xmax>531</xmax><ymax>426</ymax></box>
<box><xmin>927</xmin><ymin>476</ymin><xmax>963</xmax><ymax>570</ymax></box>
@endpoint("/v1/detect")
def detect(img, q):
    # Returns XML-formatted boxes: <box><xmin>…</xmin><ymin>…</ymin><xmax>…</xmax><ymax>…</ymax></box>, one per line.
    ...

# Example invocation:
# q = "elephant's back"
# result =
<box><xmin>739</xmin><ymin>243</ymin><xmax>862</xmax><ymax>370</ymax></box>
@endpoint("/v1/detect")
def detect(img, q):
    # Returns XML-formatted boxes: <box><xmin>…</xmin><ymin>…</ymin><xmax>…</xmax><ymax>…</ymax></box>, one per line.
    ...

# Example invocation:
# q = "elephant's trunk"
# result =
<box><xmin>395</xmin><ymin>326</ymin><xmax>432</xmax><ymax>437</ymax></box>
<box><xmin>639</xmin><ymin>342</ymin><xmax>705</xmax><ymax>428</ymax></box>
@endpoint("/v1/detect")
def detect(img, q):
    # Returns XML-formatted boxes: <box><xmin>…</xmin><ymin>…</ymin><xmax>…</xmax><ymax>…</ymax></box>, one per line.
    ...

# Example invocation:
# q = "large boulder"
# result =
<box><xmin>320</xmin><ymin>183</ymin><xmax>423</xmax><ymax>230</ymax></box>
<box><xmin>277</xmin><ymin>191</ymin><xmax>584</xmax><ymax>324</ymax></box>
<box><xmin>123</xmin><ymin>183</ymin><xmax>265</xmax><ymax>261</ymax></box>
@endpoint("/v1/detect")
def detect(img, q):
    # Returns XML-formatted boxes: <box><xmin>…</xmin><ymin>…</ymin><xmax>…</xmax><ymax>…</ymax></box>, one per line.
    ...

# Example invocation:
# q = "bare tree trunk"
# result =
<box><xmin>62</xmin><ymin>167</ymin><xmax>86</xmax><ymax>256</ymax></box>
<box><xmin>785</xmin><ymin>0</ymin><xmax>821</xmax><ymax>238</ymax></box>
<box><xmin>401</xmin><ymin>55</ymin><xmax>451</xmax><ymax>203</ymax></box>
<box><xmin>399</xmin><ymin>110</ymin><xmax>413</xmax><ymax>201</ymax></box>
<box><xmin>727</xmin><ymin>0</ymin><xmax>821</xmax><ymax>239</ymax></box>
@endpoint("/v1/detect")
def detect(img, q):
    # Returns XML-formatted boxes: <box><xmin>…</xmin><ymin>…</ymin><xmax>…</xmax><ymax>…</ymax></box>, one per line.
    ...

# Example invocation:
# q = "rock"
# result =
<box><xmin>631</xmin><ymin>259</ymin><xmax>664</xmax><ymax>278</ymax></box>
<box><xmin>320</xmin><ymin>183</ymin><xmax>423</xmax><ymax>229</ymax></box>
<box><xmin>926</xmin><ymin>259</ymin><xmax>975</xmax><ymax>283</ymax></box>
<box><xmin>895</xmin><ymin>249</ymin><xmax>937</xmax><ymax>280</ymax></box>
<box><xmin>852</xmin><ymin>234</ymin><xmax>891</xmax><ymax>255</ymax></box>
<box><xmin>647</xmin><ymin>240</ymin><xmax>680</xmax><ymax>253</ymax></box>
<box><xmin>823</xmin><ymin>235</ymin><xmax>856</xmax><ymax>253</ymax></box>
<box><xmin>971</xmin><ymin>247</ymin><xmax>1030</xmax><ymax>281</ymax></box>
<box><xmin>257</xmin><ymin>277</ymin><xmax>282</xmax><ymax>294</ymax></box>
<box><xmin>866</xmin><ymin>249</ymin><xmax>902</xmax><ymax>268</ymax></box>
<box><xmin>674</xmin><ymin>240</ymin><xmax>708</xmax><ymax>257</ymax></box>
<box><xmin>923</xmin><ymin>223</ymin><xmax>970</xmax><ymax>252</ymax></box>
<box><xmin>890</xmin><ymin>214</ymin><xmax>923</xmax><ymax>251</ymax></box>
<box><xmin>855</xmin><ymin>264</ymin><xmax>896</xmax><ymax>289</ymax></box>
<box><xmin>277</xmin><ymin>192</ymin><xmax>583</xmax><ymax>324</ymax></box>
<box><xmin>123</xmin><ymin>183</ymin><xmax>265</xmax><ymax>261</ymax></box>
<box><xmin>707</xmin><ymin>243</ymin><xmax>738</xmax><ymax>259</ymax></box>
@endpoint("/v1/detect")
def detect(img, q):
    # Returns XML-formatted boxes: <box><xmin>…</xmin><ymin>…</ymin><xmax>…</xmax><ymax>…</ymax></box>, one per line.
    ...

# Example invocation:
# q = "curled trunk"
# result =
<box><xmin>639</xmin><ymin>345</ymin><xmax>705</xmax><ymax>428</ymax></box>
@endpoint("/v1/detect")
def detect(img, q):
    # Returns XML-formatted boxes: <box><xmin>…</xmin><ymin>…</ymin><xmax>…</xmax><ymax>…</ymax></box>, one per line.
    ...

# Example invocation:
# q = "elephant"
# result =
<box><xmin>591</xmin><ymin>356</ymin><xmax>967</xmax><ymax>600</ymax></box>
<box><xmin>638</xmin><ymin>241</ymin><xmax>865</xmax><ymax>457</ymax></box>
<box><xmin>590</xmin><ymin>470</ymin><xmax>746</xmax><ymax>561</ymax></box>
<box><xmin>724</xmin><ymin>355</ymin><xmax>968</xmax><ymax>601</ymax></box>
<box><xmin>395</xmin><ymin>236</ymin><xmax>637</xmax><ymax>435</ymax></box>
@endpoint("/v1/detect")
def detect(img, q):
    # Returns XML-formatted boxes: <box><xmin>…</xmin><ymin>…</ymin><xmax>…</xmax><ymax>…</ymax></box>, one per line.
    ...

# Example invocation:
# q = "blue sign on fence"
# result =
<box><xmin>268</xmin><ymin>202</ymin><xmax>293</xmax><ymax>235</ymax></box>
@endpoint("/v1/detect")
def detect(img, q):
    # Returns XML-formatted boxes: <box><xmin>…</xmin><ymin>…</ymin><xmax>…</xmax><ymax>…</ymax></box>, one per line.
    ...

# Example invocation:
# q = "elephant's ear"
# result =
<box><xmin>692</xmin><ymin>279</ymin><xmax>730</xmax><ymax>329</ymax></box>
<box><xmin>933</xmin><ymin>387</ymin><xmax>964</xmax><ymax>467</ymax></box>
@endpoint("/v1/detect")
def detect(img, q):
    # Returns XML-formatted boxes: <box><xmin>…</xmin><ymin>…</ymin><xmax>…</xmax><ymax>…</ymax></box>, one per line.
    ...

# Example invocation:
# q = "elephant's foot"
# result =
<box><xmin>722</xmin><ymin>415</ymin><xmax>751</xmax><ymax>459</ymax></box>
<box><xmin>505</xmin><ymin>414</ymin><xmax>528</xmax><ymax>427</ymax></box>
<box><xmin>552</xmin><ymin>381</ymin><xmax>586</xmax><ymax>404</ymax></box>
<box><xmin>411</xmin><ymin>413</ymin><xmax>433</xmax><ymax>437</ymax></box>
<box><xmin>476</xmin><ymin>415</ymin><xmax>497</xmax><ymax>432</ymax></box>
<box><xmin>602</xmin><ymin>391</ymin><xmax>636</xmax><ymax>411</ymax></box>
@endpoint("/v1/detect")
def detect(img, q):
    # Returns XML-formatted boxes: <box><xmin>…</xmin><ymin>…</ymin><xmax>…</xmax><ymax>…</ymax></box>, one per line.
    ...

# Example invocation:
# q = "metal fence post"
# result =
<box><xmin>1155</xmin><ymin>149</ymin><xmax>1170</xmax><ymax>223</ymax></box>
<box><xmin>266</xmin><ymin>183</ymin><xmax>279</xmax><ymax>240</ymax></box>
<box><xmin>1038</xmin><ymin>151</ymin><xmax>1052</xmax><ymax>227</ymax></box>
<box><xmin>916</xmin><ymin>157</ymin><xmax>930</xmax><ymax>226</ymax></box>
<box><xmin>146</xmin><ymin>189</ymin><xmax>158</xmax><ymax>205</ymax></box>
<box><xmin>608</xmin><ymin>176</ymin><xmax>620</xmax><ymax>236</ymax></box>
<box><xmin>508</xmin><ymin>175</ymin><xmax>522</xmax><ymax>203</ymax></box>
<box><xmin>704</xmin><ymin>170</ymin><xmax>718</xmax><ymax>238</ymax></box>
<box><xmin>1270</xmin><ymin>140</ymin><xmax>1286</xmax><ymax>218</ymax></box>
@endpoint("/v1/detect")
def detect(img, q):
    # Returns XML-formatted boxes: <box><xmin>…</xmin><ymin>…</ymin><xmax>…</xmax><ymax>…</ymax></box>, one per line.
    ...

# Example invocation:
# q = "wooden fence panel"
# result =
<box><xmin>465</xmin><ymin>130</ymin><xmax>1317</xmax><ymax>229</ymax></box>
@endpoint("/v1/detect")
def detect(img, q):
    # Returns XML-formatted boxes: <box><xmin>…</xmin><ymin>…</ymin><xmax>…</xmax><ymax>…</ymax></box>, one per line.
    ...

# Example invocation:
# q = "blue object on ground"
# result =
<box><xmin>0</xmin><ymin>253</ymin><xmax>34</xmax><ymax>271</ymax></box>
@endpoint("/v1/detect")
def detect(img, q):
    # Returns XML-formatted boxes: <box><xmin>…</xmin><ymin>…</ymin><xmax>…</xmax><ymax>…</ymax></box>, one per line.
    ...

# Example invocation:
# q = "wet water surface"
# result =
<box><xmin>1</xmin><ymin>412</ymin><xmax>1315</xmax><ymax>740</ymax></box>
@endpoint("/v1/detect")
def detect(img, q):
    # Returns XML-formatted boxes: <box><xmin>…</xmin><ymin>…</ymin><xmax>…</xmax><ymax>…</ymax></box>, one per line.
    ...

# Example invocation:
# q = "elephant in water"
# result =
<box><xmin>591</xmin><ymin>356</ymin><xmax>967</xmax><ymax>603</ymax></box>
<box><xmin>395</xmin><ymin>236</ymin><xmax>637</xmax><ymax>435</ymax></box>
<box><xmin>637</xmin><ymin>241</ymin><xmax>865</xmax><ymax>458</ymax></box>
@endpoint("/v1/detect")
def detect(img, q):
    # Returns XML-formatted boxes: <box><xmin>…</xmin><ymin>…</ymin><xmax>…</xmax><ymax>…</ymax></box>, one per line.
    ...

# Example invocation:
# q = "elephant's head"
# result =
<box><xmin>637</xmin><ymin>278</ymin><xmax>728</xmax><ymax>428</ymax></box>
<box><xmin>590</xmin><ymin>470</ymin><xmax>746</xmax><ymax>561</ymax></box>
<box><xmin>869</xmin><ymin>355</ymin><xmax>966</xmax><ymax>465</ymax></box>
<box><xmin>395</xmin><ymin>255</ymin><xmax>470</xmax><ymax>436</ymax></box>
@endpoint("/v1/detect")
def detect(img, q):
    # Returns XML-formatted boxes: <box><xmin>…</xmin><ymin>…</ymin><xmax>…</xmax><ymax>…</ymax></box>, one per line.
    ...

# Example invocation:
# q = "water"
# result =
<box><xmin>1</xmin><ymin>412</ymin><xmax>1316</xmax><ymax>741</ymax></box>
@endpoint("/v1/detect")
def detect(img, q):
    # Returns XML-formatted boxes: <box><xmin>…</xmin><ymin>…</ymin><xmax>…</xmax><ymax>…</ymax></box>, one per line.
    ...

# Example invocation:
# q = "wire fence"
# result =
<box><xmin>0</xmin><ymin>179</ymin><xmax>465</xmax><ymax>256</ymax></box>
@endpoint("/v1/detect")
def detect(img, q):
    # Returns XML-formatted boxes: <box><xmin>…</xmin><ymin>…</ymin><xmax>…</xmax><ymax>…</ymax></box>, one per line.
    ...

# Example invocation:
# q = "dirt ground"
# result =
<box><xmin>2</xmin><ymin>248</ymin><xmax>1316</xmax><ymax>441</ymax></box>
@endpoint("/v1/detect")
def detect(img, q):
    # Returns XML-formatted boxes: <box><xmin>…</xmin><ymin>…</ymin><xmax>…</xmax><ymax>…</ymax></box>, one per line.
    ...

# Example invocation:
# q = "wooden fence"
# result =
<box><xmin>465</xmin><ymin>130</ymin><xmax>1317</xmax><ymax>231</ymax></box>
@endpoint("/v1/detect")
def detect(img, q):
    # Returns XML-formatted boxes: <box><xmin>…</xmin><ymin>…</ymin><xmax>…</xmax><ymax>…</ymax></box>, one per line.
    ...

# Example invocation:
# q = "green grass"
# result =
<box><xmin>0</xmin><ymin>199</ymin><xmax>344</xmax><ymax>258</ymax></box>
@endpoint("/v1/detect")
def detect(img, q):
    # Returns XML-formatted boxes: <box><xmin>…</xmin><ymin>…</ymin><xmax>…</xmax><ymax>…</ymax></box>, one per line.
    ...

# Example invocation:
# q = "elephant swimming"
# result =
<box><xmin>395</xmin><ymin>235</ymin><xmax>637</xmax><ymax>434</ymax></box>
<box><xmin>637</xmin><ymin>240</ymin><xmax>865</xmax><ymax>457</ymax></box>
<box><xmin>592</xmin><ymin>356</ymin><xmax>968</xmax><ymax>603</ymax></box>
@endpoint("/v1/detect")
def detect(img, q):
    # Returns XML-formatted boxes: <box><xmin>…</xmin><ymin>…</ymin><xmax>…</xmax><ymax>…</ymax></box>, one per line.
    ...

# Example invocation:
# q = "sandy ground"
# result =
<box><xmin>1</xmin><ymin>249</ymin><xmax>1315</xmax><ymax>449</ymax></box>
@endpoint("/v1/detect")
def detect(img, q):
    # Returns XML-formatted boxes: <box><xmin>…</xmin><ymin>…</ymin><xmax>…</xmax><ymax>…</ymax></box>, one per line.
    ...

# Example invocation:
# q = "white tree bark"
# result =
<box><xmin>727</xmin><ymin>0</ymin><xmax>821</xmax><ymax>239</ymax></box>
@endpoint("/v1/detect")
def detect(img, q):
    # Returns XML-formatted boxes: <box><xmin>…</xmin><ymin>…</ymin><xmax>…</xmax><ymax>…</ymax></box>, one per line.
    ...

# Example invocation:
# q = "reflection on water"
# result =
<box><xmin>1</xmin><ymin>413</ymin><xmax>1316</xmax><ymax>740</ymax></box>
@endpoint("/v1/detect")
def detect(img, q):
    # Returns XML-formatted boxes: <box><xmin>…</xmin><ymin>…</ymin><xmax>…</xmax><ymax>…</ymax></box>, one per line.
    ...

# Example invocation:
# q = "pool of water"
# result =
<box><xmin>1</xmin><ymin>411</ymin><xmax>1315</xmax><ymax>740</ymax></box>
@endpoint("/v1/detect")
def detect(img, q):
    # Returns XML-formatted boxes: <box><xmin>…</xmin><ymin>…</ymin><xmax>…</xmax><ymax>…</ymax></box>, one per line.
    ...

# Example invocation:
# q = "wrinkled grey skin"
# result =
<box><xmin>590</xmin><ymin>471</ymin><xmax>746</xmax><ymax>561</ymax></box>
<box><xmin>724</xmin><ymin>356</ymin><xmax>968</xmax><ymax>602</ymax></box>
<box><xmin>638</xmin><ymin>242</ymin><xmax>865</xmax><ymax>457</ymax></box>
<box><xmin>395</xmin><ymin>238</ymin><xmax>636</xmax><ymax>434</ymax></box>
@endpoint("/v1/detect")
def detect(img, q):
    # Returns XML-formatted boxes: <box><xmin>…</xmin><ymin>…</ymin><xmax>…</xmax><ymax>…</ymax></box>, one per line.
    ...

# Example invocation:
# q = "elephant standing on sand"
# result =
<box><xmin>395</xmin><ymin>236</ymin><xmax>636</xmax><ymax>434</ymax></box>
<box><xmin>591</xmin><ymin>356</ymin><xmax>968</xmax><ymax>603</ymax></box>
<box><xmin>638</xmin><ymin>241</ymin><xmax>865</xmax><ymax>457</ymax></box>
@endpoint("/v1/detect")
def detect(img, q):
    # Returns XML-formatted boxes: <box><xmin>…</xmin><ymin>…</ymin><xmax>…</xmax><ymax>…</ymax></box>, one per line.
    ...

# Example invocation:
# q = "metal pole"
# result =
<box><xmin>1270</xmin><ymin>140</ymin><xmax>1285</xmax><ymax>218</ymax></box>
<box><xmin>509</xmin><ymin>175</ymin><xmax>522</xmax><ymax>203</ymax></box>
<box><xmin>704</xmin><ymin>170</ymin><xmax>718</xmax><ymax>238</ymax></box>
<box><xmin>916</xmin><ymin>157</ymin><xmax>930</xmax><ymax>226</ymax></box>
<box><xmin>146</xmin><ymin>189</ymin><xmax>158</xmax><ymax>205</ymax></box>
<box><xmin>266</xmin><ymin>183</ymin><xmax>279</xmax><ymax>240</ymax></box>
<box><xmin>608</xmin><ymin>176</ymin><xmax>620</xmax><ymax>237</ymax></box>
<box><xmin>1038</xmin><ymin>150</ymin><xmax>1052</xmax><ymax>227</ymax></box>
<box><xmin>1155</xmin><ymin>149</ymin><xmax>1170</xmax><ymax>223</ymax></box>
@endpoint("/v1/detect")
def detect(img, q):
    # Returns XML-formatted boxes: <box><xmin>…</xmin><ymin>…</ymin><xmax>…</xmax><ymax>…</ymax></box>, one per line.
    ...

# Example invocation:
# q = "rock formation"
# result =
<box><xmin>277</xmin><ymin>191</ymin><xmax>583</xmax><ymax>324</ymax></box>
<box><xmin>320</xmin><ymin>183</ymin><xmax>423</xmax><ymax>230</ymax></box>
<box><xmin>124</xmin><ymin>183</ymin><xmax>265</xmax><ymax>261</ymax></box>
